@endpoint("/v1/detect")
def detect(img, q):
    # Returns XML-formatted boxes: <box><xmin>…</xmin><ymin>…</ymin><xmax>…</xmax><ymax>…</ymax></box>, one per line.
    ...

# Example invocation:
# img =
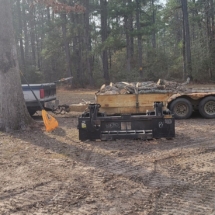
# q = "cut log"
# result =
<box><xmin>97</xmin><ymin>78</ymin><xmax>191</xmax><ymax>95</ymax></box>
<box><xmin>137</xmin><ymin>81</ymin><xmax>154</xmax><ymax>87</ymax></box>
<box><xmin>139</xmin><ymin>89</ymin><xmax>171</xmax><ymax>94</ymax></box>
<box><xmin>104</xmin><ymin>90</ymin><xmax>119</xmax><ymax>95</ymax></box>
<box><xmin>181</xmin><ymin>77</ymin><xmax>191</xmax><ymax>85</ymax></box>
<box><xmin>125</xmin><ymin>85</ymin><xmax>135</xmax><ymax>94</ymax></box>
<box><xmin>119</xmin><ymin>88</ymin><xmax>128</xmax><ymax>94</ymax></box>
<box><xmin>100</xmin><ymin>84</ymin><xmax>105</xmax><ymax>91</ymax></box>
<box><xmin>157</xmin><ymin>79</ymin><xmax>178</xmax><ymax>89</ymax></box>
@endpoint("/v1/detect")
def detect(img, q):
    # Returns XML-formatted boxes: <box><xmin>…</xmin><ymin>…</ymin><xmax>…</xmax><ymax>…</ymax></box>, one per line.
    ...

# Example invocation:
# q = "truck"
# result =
<box><xmin>95</xmin><ymin>89</ymin><xmax>215</xmax><ymax>119</ymax></box>
<box><xmin>22</xmin><ymin>83</ymin><xmax>57</xmax><ymax>116</ymax></box>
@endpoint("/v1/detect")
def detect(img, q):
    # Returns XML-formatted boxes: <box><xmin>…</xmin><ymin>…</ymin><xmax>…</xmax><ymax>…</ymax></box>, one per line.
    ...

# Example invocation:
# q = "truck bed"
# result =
<box><xmin>22</xmin><ymin>83</ymin><xmax>57</xmax><ymax>115</ymax></box>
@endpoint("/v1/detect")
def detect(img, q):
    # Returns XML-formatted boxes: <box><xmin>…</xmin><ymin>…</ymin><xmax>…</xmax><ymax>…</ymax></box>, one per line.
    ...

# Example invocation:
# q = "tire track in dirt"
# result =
<box><xmin>144</xmin><ymin>145</ymin><xmax>215</xmax><ymax>215</ymax></box>
<box><xmin>0</xmin><ymin>180</ymin><xmax>58</xmax><ymax>214</ymax></box>
<box><xmin>0</xmin><ymin>180</ymin><xmax>95</xmax><ymax>215</ymax></box>
<box><xmin>1</xmin><ymin>112</ymin><xmax>215</xmax><ymax>214</ymax></box>
<box><xmin>77</xmin><ymin>137</ymin><xmax>215</xmax><ymax>214</ymax></box>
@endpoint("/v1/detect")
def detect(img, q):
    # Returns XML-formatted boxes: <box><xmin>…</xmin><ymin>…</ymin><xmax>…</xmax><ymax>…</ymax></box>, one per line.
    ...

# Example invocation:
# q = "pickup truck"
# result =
<box><xmin>22</xmin><ymin>83</ymin><xmax>57</xmax><ymax>115</ymax></box>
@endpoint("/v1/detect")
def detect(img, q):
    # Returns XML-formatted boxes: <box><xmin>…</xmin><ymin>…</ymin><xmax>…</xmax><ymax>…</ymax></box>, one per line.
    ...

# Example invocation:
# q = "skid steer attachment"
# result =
<box><xmin>78</xmin><ymin>102</ymin><xmax>175</xmax><ymax>141</ymax></box>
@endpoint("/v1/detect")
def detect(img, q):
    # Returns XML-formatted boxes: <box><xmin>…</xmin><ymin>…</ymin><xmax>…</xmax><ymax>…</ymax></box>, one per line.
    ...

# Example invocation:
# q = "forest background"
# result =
<box><xmin>12</xmin><ymin>0</ymin><xmax>215</xmax><ymax>87</ymax></box>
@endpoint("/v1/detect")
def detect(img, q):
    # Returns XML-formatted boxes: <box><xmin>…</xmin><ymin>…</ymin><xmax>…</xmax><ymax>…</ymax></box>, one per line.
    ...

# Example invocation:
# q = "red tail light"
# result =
<box><xmin>40</xmin><ymin>89</ymin><xmax>45</xmax><ymax>99</ymax></box>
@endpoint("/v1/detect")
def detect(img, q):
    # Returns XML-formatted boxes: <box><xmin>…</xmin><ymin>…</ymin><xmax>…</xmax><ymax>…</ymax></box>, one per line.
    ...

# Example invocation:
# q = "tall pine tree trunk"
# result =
<box><xmin>29</xmin><ymin>7</ymin><xmax>37</xmax><ymax>67</ymax></box>
<box><xmin>209</xmin><ymin>0</ymin><xmax>215</xmax><ymax>78</ymax></box>
<box><xmin>181</xmin><ymin>0</ymin><xmax>192</xmax><ymax>79</ymax></box>
<box><xmin>100</xmin><ymin>0</ymin><xmax>110</xmax><ymax>84</ymax></box>
<box><xmin>151</xmin><ymin>0</ymin><xmax>156</xmax><ymax>48</ymax></box>
<box><xmin>136</xmin><ymin>0</ymin><xmax>143</xmax><ymax>78</ymax></box>
<box><xmin>124</xmin><ymin>15</ymin><xmax>131</xmax><ymax>75</ymax></box>
<box><xmin>0</xmin><ymin>0</ymin><xmax>32</xmax><ymax>131</ymax></box>
<box><xmin>46</xmin><ymin>6</ymin><xmax>55</xmax><ymax>82</ymax></box>
<box><xmin>128</xmin><ymin>0</ymin><xmax>134</xmax><ymax>57</ymax></box>
<box><xmin>84</xmin><ymin>0</ymin><xmax>94</xmax><ymax>86</ymax></box>
<box><xmin>61</xmin><ymin>13</ymin><xmax>72</xmax><ymax>82</ymax></box>
<box><xmin>17</xmin><ymin>0</ymin><xmax>26</xmax><ymax>74</ymax></box>
<box><xmin>22</xmin><ymin>2</ymin><xmax>29</xmax><ymax>66</ymax></box>
<box><xmin>71</xmin><ymin>13</ymin><xmax>79</xmax><ymax>83</ymax></box>
<box><xmin>77</xmin><ymin>14</ymin><xmax>84</xmax><ymax>87</ymax></box>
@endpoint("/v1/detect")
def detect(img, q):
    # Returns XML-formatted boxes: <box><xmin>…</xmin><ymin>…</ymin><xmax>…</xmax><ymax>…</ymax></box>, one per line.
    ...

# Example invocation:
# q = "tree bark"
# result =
<box><xmin>100</xmin><ymin>0</ymin><xmax>110</xmax><ymax>84</ymax></box>
<box><xmin>71</xmin><ymin>13</ymin><xmax>78</xmax><ymax>82</ymax></box>
<box><xmin>22</xmin><ymin>2</ymin><xmax>29</xmax><ymax>65</ymax></box>
<box><xmin>181</xmin><ymin>0</ymin><xmax>192</xmax><ymax>78</ymax></box>
<box><xmin>128</xmin><ymin>0</ymin><xmax>134</xmax><ymax>57</ymax></box>
<box><xmin>29</xmin><ymin>7</ymin><xmax>37</xmax><ymax>67</ymax></box>
<box><xmin>136</xmin><ymin>0</ymin><xmax>143</xmax><ymax>79</ymax></box>
<box><xmin>182</xmin><ymin>19</ymin><xmax>187</xmax><ymax>80</ymax></box>
<box><xmin>36</xmin><ymin>29</ymin><xmax>41</xmax><ymax>71</ymax></box>
<box><xmin>46</xmin><ymin>6</ymin><xmax>55</xmax><ymax>82</ymax></box>
<box><xmin>0</xmin><ymin>0</ymin><xmax>32</xmax><ymax>131</ymax></box>
<box><xmin>84</xmin><ymin>0</ymin><xmax>94</xmax><ymax>86</ymax></box>
<box><xmin>77</xmin><ymin>14</ymin><xmax>84</xmax><ymax>87</ymax></box>
<box><xmin>17</xmin><ymin>0</ymin><xmax>26</xmax><ymax>74</ymax></box>
<box><xmin>61</xmin><ymin>12</ymin><xmax>72</xmax><ymax>81</ymax></box>
<box><xmin>151</xmin><ymin>0</ymin><xmax>156</xmax><ymax>49</ymax></box>
<box><xmin>209</xmin><ymin>0</ymin><xmax>215</xmax><ymax>78</ymax></box>
<box><xmin>124</xmin><ymin>15</ymin><xmax>131</xmax><ymax>75</ymax></box>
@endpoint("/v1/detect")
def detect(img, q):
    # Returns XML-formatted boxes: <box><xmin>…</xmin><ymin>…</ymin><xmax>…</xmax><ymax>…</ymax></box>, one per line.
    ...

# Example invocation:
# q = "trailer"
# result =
<box><xmin>95</xmin><ymin>90</ymin><xmax>215</xmax><ymax>119</ymax></box>
<box><xmin>78</xmin><ymin>102</ymin><xmax>175</xmax><ymax>141</ymax></box>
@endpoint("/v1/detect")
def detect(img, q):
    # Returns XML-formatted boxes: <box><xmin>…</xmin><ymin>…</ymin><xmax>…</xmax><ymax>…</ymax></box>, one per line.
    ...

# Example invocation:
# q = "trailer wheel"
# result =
<box><xmin>169</xmin><ymin>98</ymin><xmax>192</xmax><ymax>119</ymax></box>
<box><xmin>199</xmin><ymin>96</ymin><xmax>215</xmax><ymax>118</ymax></box>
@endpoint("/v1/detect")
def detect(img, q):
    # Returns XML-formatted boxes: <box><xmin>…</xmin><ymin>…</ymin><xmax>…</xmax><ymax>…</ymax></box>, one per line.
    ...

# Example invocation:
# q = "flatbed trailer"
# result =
<box><xmin>95</xmin><ymin>90</ymin><xmax>215</xmax><ymax>119</ymax></box>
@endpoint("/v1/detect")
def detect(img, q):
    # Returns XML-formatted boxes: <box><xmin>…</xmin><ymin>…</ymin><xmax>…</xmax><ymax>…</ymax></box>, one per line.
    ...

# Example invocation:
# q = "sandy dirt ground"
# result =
<box><xmin>1</xmin><ymin>89</ymin><xmax>215</xmax><ymax>215</ymax></box>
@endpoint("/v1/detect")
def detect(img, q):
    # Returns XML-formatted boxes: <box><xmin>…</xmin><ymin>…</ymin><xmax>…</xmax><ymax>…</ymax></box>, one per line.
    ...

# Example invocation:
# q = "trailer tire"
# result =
<box><xmin>199</xmin><ymin>96</ymin><xmax>215</xmax><ymax>118</ymax></box>
<box><xmin>169</xmin><ymin>98</ymin><xmax>192</xmax><ymax>119</ymax></box>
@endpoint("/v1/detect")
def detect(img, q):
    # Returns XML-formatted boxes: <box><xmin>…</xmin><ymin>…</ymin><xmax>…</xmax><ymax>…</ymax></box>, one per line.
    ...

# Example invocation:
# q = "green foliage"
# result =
<box><xmin>12</xmin><ymin>0</ymin><xmax>215</xmax><ymax>88</ymax></box>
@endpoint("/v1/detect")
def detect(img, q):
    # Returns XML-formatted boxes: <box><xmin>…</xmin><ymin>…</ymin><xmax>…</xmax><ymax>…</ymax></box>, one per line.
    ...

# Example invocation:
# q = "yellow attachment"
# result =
<box><xmin>42</xmin><ymin>110</ymin><xmax>58</xmax><ymax>132</ymax></box>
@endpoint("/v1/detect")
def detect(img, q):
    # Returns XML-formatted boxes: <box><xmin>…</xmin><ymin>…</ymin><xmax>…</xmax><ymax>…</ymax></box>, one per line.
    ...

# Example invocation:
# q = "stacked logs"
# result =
<box><xmin>97</xmin><ymin>78</ymin><xmax>191</xmax><ymax>95</ymax></box>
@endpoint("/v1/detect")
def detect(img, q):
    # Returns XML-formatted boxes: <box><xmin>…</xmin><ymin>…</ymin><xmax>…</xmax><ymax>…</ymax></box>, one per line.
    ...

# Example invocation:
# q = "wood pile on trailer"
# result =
<box><xmin>97</xmin><ymin>78</ymin><xmax>191</xmax><ymax>95</ymax></box>
<box><xmin>69</xmin><ymin>77</ymin><xmax>215</xmax><ymax>115</ymax></box>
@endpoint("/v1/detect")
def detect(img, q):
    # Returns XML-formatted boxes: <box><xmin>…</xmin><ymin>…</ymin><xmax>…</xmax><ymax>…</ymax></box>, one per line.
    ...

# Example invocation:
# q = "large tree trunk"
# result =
<box><xmin>84</xmin><ymin>0</ymin><xmax>94</xmax><ymax>86</ymax></box>
<box><xmin>209</xmin><ymin>0</ymin><xmax>215</xmax><ymax>78</ymax></box>
<box><xmin>124</xmin><ymin>15</ymin><xmax>131</xmax><ymax>75</ymax></box>
<box><xmin>70</xmin><ymin>12</ymin><xmax>81</xmax><ymax>85</ymax></box>
<box><xmin>128</xmin><ymin>0</ymin><xmax>134</xmax><ymax>58</ymax></box>
<box><xmin>46</xmin><ymin>6</ymin><xmax>55</xmax><ymax>82</ymax></box>
<box><xmin>151</xmin><ymin>0</ymin><xmax>156</xmax><ymax>49</ymax></box>
<box><xmin>72</xmin><ymin>13</ymin><xmax>84</xmax><ymax>87</ymax></box>
<box><xmin>123</xmin><ymin>0</ymin><xmax>133</xmax><ymax>75</ymax></box>
<box><xmin>136</xmin><ymin>0</ymin><xmax>143</xmax><ymax>79</ymax></box>
<box><xmin>182</xmin><ymin>20</ymin><xmax>187</xmax><ymax>80</ymax></box>
<box><xmin>181</xmin><ymin>0</ymin><xmax>192</xmax><ymax>78</ymax></box>
<box><xmin>71</xmin><ymin>13</ymin><xmax>78</xmax><ymax>82</ymax></box>
<box><xmin>77</xmin><ymin>14</ymin><xmax>84</xmax><ymax>87</ymax></box>
<box><xmin>22</xmin><ymin>2</ymin><xmax>29</xmax><ymax>66</ymax></box>
<box><xmin>29</xmin><ymin>7</ymin><xmax>37</xmax><ymax>67</ymax></box>
<box><xmin>17</xmin><ymin>0</ymin><xmax>26</xmax><ymax>74</ymax></box>
<box><xmin>61</xmin><ymin>12</ymin><xmax>72</xmax><ymax>83</ymax></box>
<box><xmin>100</xmin><ymin>0</ymin><xmax>110</xmax><ymax>84</ymax></box>
<box><xmin>0</xmin><ymin>0</ymin><xmax>32</xmax><ymax>131</ymax></box>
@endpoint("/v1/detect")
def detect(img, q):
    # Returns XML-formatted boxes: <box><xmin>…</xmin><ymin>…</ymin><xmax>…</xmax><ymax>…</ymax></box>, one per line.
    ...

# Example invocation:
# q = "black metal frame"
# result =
<box><xmin>78</xmin><ymin>103</ymin><xmax>175</xmax><ymax>141</ymax></box>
